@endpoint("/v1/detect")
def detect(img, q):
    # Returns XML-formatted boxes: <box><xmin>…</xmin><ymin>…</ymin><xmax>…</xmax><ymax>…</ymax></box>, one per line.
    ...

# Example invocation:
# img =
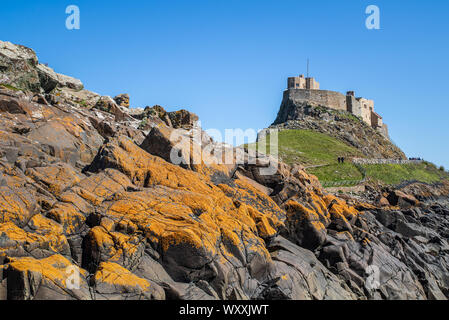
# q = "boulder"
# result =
<box><xmin>92</xmin><ymin>262</ymin><xmax>164</xmax><ymax>300</ymax></box>
<box><xmin>167</xmin><ymin>109</ymin><xmax>199</xmax><ymax>129</ymax></box>
<box><xmin>387</xmin><ymin>190</ymin><xmax>419</xmax><ymax>208</ymax></box>
<box><xmin>113</xmin><ymin>94</ymin><xmax>130</xmax><ymax>108</ymax></box>
<box><xmin>4</xmin><ymin>255</ymin><xmax>90</xmax><ymax>300</ymax></box>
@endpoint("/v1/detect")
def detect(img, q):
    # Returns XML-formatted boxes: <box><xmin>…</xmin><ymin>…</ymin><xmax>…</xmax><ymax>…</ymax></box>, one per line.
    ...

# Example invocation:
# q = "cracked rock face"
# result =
<box><xmin>0</xmin><ymin>41</ymin><xmax>449</xmax><ymax>300</ymax></box>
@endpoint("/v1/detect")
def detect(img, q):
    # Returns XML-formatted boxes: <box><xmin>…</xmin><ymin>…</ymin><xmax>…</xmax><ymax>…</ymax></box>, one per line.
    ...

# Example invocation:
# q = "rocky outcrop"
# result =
<box><xmin>0</xmin><ymin>41</ymin><xmax>449</xmax><ymax>301</ymax></box>
<box><xmin>269</xmin><ymin>100</ymin><xmax>406</xmax><ymax>159</ymax></box>
<box><xmin>135</xmin><ymin>105</ymin><xmax>199</xmax><ymax>130</ymax></box>
<box><xmin>0</xmin><ymin>40</ymin><xmax>83</xmax><ymax>93</ymax></box>
<box><xmin>36</xmin><ymin>64</ymin><xmax>83</xmax><ymax>92</ymax></box>
<box><xmin>0</xmin><ymin>41</ymin><xmax>41</xmax><ymax>92</ymax></box>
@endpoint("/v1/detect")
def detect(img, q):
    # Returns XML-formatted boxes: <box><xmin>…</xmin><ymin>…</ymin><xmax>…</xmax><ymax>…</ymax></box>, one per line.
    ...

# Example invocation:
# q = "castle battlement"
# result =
<box><xmin>288</xmin><ymin>75</ymin><xmax>320</xmax><ymax>90</ymax></box>
<box><xmin>285</xmin><ymin>75</ymin><xmax>389</xmax><ymax>138</ymax></box>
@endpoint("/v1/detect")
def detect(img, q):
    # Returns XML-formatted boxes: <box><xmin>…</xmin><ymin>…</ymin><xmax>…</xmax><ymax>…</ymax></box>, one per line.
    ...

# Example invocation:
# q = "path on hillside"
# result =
<box><xmin>303</xmin><ymin>163</ymin><xmax>329</xmax><ymax>169</ymax></box>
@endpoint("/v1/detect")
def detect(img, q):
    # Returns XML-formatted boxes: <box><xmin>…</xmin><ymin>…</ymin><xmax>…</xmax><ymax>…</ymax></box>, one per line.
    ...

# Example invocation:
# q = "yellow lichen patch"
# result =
<box><xmin>354</xmin><ymin>202</ymin><xmax>377</xmax><ymax>211</ymax></box>
<box><xmin>0</xmin><ymin>222</ymin><xmax>68</xmax><ymax>254</ymax></box>
<box><xmin>108</xmin><ymin>231</ymin><xmax>143</xmax><ymax>263</ymax></box>
<box><xmin>308</xmin><ymin>192</ymin><xmax>331</xmax><ymax>220</ymax></box>
<box><xmin>86</xmin><ymin>226</ymin><xmax>143</xmax><ymax>265</ymax></box>
<box><xmin>93</xmin><ymin>261</ymin><xmax>150</xmax><ymax>291</ymax></box>
<box><xmin>361</xmin><ymin>237</ymin><xmax>371</xmax><ymax>246</ymax></box>
<box><xmin>80</xmin><ymin>136</ymin><xmax>285</xmax><ymax>272</ymax></box>
<box><xmin>100</xmin><ymin>217</ymin><xmax>115</xmax><ymax>232</ymax></box>
<box><xmin>7</xmin><ymin>255</ymin><xmax>88</xmax><ymax>291</ymax></box>
<box><xmin>88</xmin><ymin>226</ymin><xmax>115</xmax><ymax>251</ymax></box>
<box><xmin>25</xmin><ymin>164</ymin><xmax>81</xmax><ymax>196</ymax></box>
<box><xmin>246</xmin><ymin>206</ymin><xmax>277</xmax><ymax>239</ymax></box>
<box><xmin>161</xmin><ymin>228</ymin><xmax>211</xmax><ymax>252</ymax></box>
<box><xmin>47</xmin><ymin>202</ymin><xmax>86</xmax><ymax>235</ymax></box>
<box><xmin>58</xmin><ymin>116</ymin><xmax>84</xmax><ymax>138</ymax></box>
<box><xmin>217</xmin><ymin>178</ymin><xmax>285</xmax><ymax>241</ymax></box>
<box><xmin>98</xmin><ymin>183</ymin><xmax>273</xmax><ymax>270</ymax></box>
<box><xmin>76</xmin><ymin>169</ymin><xmax>132</xmax><ymax>201</ymax></box>
<box><xmin>310</xmin><ymin>220</ymin><xmax>326</xmax><ymax>231</ymax></box>
<box><xmin>323</xmin><ymin>194</ymin><xmax>359</xmax><ymax>220</ymax></box>
<box><xmin>28</xmin><ymin>214</ymin><xmax>63</xmax><ymax>235</ymax></box>
<box><xmin>284</xmin><ymin>200</ymin><xmax>320</xmax><ymax>221</ymax></box>
<box><xmin>74</xmin><ymin>186</ymin><xmax>104</xmax><ymax>206</ymax></box>
<box><xmin>59</xmin><ymin>190</ymin><xmax>93</xmax><ymax>215</ymax></box>
<box><xmin>0</xmin><ymin>185</ymin><xmax>36</xmax><ymax>225</ymax></box>
<box><xmin>232</xmin><ymin>178</ymin><xmax>285</xmax><ymax>221</ymax></box>
<box><xmin>109</xmin><ymin>136</ymin><xmax>216</xmax><ymax>195</ymax></box>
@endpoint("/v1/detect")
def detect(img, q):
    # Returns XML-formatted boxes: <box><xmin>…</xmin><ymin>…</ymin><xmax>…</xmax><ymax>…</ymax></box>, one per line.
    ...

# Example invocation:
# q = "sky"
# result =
<box><xmin>1</xmin><ymin>0</ymin><xmax>448</xmax><ymax>169</ymax></box>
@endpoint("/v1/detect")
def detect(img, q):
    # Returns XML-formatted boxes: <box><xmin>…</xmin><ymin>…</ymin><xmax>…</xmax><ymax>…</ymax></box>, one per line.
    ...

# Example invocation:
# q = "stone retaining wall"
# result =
<box><xmin>352</xmin><ymin>158</ymin><xmax>423</xmax><ymax>165</ymax></box>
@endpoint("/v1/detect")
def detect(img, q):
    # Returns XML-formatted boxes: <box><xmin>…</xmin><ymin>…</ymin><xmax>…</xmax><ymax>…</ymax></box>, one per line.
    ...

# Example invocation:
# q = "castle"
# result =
<box><xmin>286</xmin><ymin>75</ymin><xmax>389</xmax><ymax>138</ymax></box>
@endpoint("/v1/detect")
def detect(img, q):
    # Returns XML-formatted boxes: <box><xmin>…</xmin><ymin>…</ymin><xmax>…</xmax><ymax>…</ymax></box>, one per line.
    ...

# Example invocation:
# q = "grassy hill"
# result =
<box><xmin>249</xmin><ymin>129</ymin><xmax>449</xmax><ymax>187</ymax></box>
<box><xmin>362</xmin><ymin>162</ymin><xmax>448</xmax><ymax>185</ymax></box>
<box><xmin>253</xmin><ymin>129</ymin><xmax>363</xmax><ymax>166</ymax></box>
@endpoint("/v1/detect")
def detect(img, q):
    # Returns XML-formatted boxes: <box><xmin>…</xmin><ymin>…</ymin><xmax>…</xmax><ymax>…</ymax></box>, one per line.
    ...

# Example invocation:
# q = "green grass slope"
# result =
<box><xmin>362</xmin><ymin>162</ymin><xmax>449</xmax><ymax>185</ymax></box>
<box><xmin>249</xmin><ymin>129</ymin><xmax>449</xmax><ymax>186</ymax></box>
<box><xmin>252</xmin><ymin>129</ymin><xmax>363</xmax><ymax>167</ymax></box>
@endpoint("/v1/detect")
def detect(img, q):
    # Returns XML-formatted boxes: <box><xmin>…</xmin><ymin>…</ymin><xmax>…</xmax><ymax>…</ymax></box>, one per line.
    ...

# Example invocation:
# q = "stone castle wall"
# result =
<box><xmin>283</xmin><ymin>88</ymin><xmax>390</xmax><ymax>140</ymax></box>
<box><xmin>286</xmin><ymin>89</ymin><xmax>347</xmax><ymax>111</ymax></box>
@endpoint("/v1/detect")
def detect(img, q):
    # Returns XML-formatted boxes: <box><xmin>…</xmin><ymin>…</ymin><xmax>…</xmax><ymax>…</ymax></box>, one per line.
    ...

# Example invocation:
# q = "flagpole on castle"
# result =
<box><xmin>307</xmin><ymin>58</ymin><xmax>309</xmax><ymax>78</ymax></box>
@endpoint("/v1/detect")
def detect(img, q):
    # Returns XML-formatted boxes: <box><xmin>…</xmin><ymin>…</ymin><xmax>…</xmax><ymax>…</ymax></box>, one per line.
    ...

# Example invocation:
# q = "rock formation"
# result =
<box><xmin>269</xmin><ymin>99</ymin><xmax>406</xmax><ymax>159</ymax></box>
<box><xmin>0</xmin><ymin>41</ymin><xmax>448</xmax><ymax>300</ymax></box>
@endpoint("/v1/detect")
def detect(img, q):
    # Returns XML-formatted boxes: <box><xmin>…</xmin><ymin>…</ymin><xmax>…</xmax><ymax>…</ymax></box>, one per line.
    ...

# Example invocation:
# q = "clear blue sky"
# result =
<box><xmin>2</xmin><ymin>0</ymin><xmax>448</xmax><ymax>168</ymax></box>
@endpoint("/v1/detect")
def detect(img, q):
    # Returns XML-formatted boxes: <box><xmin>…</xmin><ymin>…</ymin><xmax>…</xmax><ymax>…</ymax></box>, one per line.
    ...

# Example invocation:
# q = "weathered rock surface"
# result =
<box><xmin>0</xmin><ymin>41</ymin><xmax>41</xmax><ymax>92</ymax></box>
<box><xmin>0</xmin><ymin>41</ymin><xmax>448</xmax><ymax>301</ymax></box>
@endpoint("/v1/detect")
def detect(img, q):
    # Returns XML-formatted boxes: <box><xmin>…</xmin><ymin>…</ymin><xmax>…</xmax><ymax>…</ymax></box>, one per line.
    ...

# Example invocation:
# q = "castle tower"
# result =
<box><xmin>287</xmin><ymin>74</ymin><xmax>320</xmax><ymax>90</ymax></box>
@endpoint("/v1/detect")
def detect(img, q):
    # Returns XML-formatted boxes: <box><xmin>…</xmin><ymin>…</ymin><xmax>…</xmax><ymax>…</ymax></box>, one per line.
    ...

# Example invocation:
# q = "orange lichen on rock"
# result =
<box><xmin>25</xmin><ymin>163</ymin><xmax>81</xmax><ymax>196</ymax></box>
<box><xmin>81</xmin><ymin>179</ymin><xmax>272</xmax><ymax>274</ymax></box>
<box><xmin>5</xmin><ymin>254</ymin><xmax>90</xmax><ymax>299</ymax></box>
<box><xmin>93</xmin><ymin>261</ymin><xmax>150</xmax><ymax>292</ymax></box>
<box><xmin>85</xmin><ymin>226</ymin><xmax>144</xmax><ymax>270</ymax></box>
<box><xmin>283</xmin><ymin>199</ymin><xmax>327</xmax><ymax>249</ymax></box>
<box><xmin>28</xmin><ymin>214</ymin><xmax>63</xmax><ymax>235</ymax></box>
<box><xmin>0</xmin><ymin>222</ymin><xmax>69</xmax><ymax>255</ymax></box>
<box><xmin>47</xmin><ymin>202</ymin><xmax>86</xmax><ymax>235</ymax></box>
<box><xmin>0</xmin><ymin>185</ymin><xmax>37</xmax><ymax>225</ymax></box>
<box><xmin>7</xmin><ymin>254</ymin><xmax>87</xmax><ymax>285</ymax></box>
<box><xmin>285</xmin><ymin>200</ymin><xmax>324</xmax><ymax>223</ymax></box>
<box><xmin>246</xmin><ymin>206</ymin><xmax>278</xmax><ymax>239</ymax></box>
<box><xmin>91</xmin><ymin>136</ymin><xmax>216</xmax><ymax>195</ymax></box>
<box><xmin>78</xmin><ymin>137</ymin><xmax>280</xmax><ymax>271</ymax></box>
<box><xmin>323</xmin><ymin>194</ymin><xmax>359</xmax><ymax>221</ymax></box>
<box><xmin>308</xmin><ymin>192</ymin><xmax>331</xmax><ymax>220</ymax></box>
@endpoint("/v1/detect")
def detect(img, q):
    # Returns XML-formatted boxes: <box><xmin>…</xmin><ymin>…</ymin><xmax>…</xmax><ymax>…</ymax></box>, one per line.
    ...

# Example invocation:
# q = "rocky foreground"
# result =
<box><xmin>0</xmin><ymin>41</ymin><xmax>449</xmax><ymax>300</ymax></box>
